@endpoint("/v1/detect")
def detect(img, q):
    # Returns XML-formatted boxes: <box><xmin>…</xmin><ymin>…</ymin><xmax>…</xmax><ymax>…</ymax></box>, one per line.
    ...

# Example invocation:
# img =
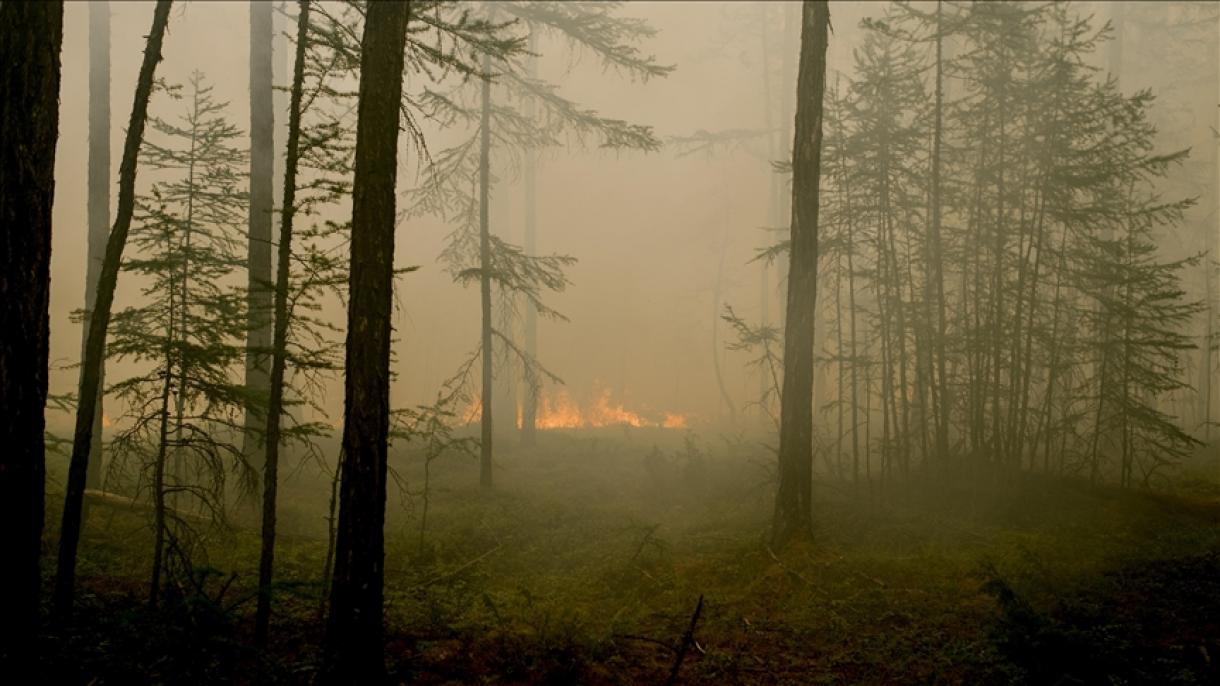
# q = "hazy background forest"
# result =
<box><xmin>44</xmin><ymin>1</ymin><xmax>1220</xmax><ymax>448</ymax></box>
<box><xmin>8</xmin><ymin>0</ymin><xmax>1220</xmax><ymax>683</ymax></box>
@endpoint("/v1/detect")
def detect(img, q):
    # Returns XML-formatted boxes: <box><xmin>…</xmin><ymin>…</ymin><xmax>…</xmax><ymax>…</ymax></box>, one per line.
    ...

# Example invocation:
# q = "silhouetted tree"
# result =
<box><xmin>773</xmin><ymin>0</ymin><xmax>829</xmax><ymax>547</ymax></box>
<box><xmin>0</xmin><ymin>0</ymin><xmax>63</xmax><ymax>667</ymax></box>
<box><xmin>82</xmin><ymin>0</ymin><xmax>111</xmax><ymax>493</ymax></box>
<box><xmin>321</xmin><ymin>1</ymin><xmax>410</xmax><ymax>681</ymax></box>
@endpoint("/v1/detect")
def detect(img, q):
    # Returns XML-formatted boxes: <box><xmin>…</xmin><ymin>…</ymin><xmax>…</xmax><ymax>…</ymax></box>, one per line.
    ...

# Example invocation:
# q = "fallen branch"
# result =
<box><xmin>83</xmin><ymin>488</ymin><xmax>209</xmax><ymax>522</ymax></box>
<box><xmin>664</xmin><ymin>594</ymin><xmax>704</xmax><ymax>686</ymax></box>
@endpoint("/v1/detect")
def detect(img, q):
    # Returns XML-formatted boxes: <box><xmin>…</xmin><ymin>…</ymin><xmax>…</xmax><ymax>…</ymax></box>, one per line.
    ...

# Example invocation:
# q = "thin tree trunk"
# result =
<box><xmin>711</xmin><ymin>227</ymin><xmax>737</xmax><ymax>426</ymax></box>
<box><xmin>83</xmin><ymin>1</ymin><xmax>110</xmax><ymax>493</ymax></box>
<box><xmin>171</xmin><ymin>88</ymin><xmax>199</xmax><ymax>508</ymax></box>
<box><xmin>55</xmin><ymin>0</ymin><xmax>173</xmax><ymax>623</ymax></box>
<box><xmin>772</xmin><ymin>0</ymin><xmax>829</xmax><ymax>548</ymax></box>
<box><xmin>521</xmin><ymin>33</ymin><xmax>539</xmax><ymax>446</ymax></box>
<box><xmin>256</xmin><ymin>0</ymin><xmax>310</xmax><ymax>647</ymax></box>
<box><xmin>321</xmin><ymin>2</ymin><xmax>410</xmax><ymax>681</ymax></box>
<box><xmin>320</xmin><ymin>448</ymin><xmax>342</xmax><ymax>621</ymax></box>
<box><xmin>776</xmin><ymin>1</ymin><xmax>798</xmax><ymax>331</ymax></box>
<box><xmin>479</xmin><ymin>50</ymin><xmax>495</xmax><ymax>489</ymax></box>
<box><xmin>150</xmin><ymin>309</ymin><xmax>176</xmax><ymax>608</ymax></box>
<box><xmin>759</xmin><ymin>3</ymin><xmax>776</xmax><ymax>413</ymax></box>
<box><xmin>243</xmin><ymin>0</ymin><xmax>276</xmax><ymax>471</ymax></box>
<box><xmin>834</xmin><ymin>250</ymin><xmax>845</xmax><ymax>479</ymax></box>
<box><xmin>880</xmin><ymin>158</ymin><xmax>911</xmax><ymax>480</ymax></box>
<box><xmin>929</xmin><ymin>0</ymin><xmax>950</xmax><ymax>465</ymax></box>
<box><xmin>0</xmin><ymin>0</ymin><xmax>63</xmax><ymax>667</ymax></box>
<box><xmin>832</xmin><ymin>108</ymin><xmax>862</xmax><ymax>489</ymax></box>
<box><xmin>989</xmin><ymin>80</ymin><xmax>1009</xmax><ymax>471</ymax></box>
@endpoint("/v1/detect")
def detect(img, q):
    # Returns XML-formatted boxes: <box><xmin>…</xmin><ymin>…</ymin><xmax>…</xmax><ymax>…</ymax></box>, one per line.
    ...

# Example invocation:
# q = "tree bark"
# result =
<box><xmin>479</xmin><ymin>51</ymin><xmax>495</xmax><ymax>489</ymax></box>
<box><xmin>243</xmin><ymin>0</ymin><xmax>276</xmax><ymax>471</ymax></box>
<box><xmin>256</xmin><ymin>0</ymin><xmax>310</xmax><ymax>647</ymax></box>
<box><xmin>321</xmin><ymin>1</ymin><xmax>410</xmax><ymax>681</ymax></box>
<box><xmin>83</xmin><ymin>1</ymin><xmax>110</xmax><ymax>492</ymax></box>
<box><xmin>0</xmin><ymin>0</ymin><xmax>63</xmax><ymax>667</ymax></box>
<box><xmin>773</xmin><ymin>0</ymin><xmax>829</xmax><ymax>548</ymax></box>
<box><xmin>54</xmin><ymin>0</ymin><xmax>172</xmax><ymax>623</ymax></box>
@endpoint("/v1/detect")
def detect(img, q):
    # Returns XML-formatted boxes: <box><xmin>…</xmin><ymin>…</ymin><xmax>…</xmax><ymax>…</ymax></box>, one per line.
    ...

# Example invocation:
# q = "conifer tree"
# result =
<box><xmin>104</xmin><ymin>71</ymin><xmax>250</xmax><ymax>606</ymax></box>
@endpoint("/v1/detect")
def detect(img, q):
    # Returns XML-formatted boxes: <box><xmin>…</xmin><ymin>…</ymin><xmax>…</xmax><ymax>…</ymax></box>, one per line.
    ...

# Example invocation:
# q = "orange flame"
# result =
<box><xmin>461</xmin><ymin>387</ymin><xmax>690</xmax><ymax>430</ymax></box>
<box><xmin>535</xmin><ymin>388</ymin><xmax>584</xmax><ymax>429</ymax></box>
<box><xmin>102</xmin><ymin>413</ymin><xmax>113</xmax><ymax>429</ymax></box>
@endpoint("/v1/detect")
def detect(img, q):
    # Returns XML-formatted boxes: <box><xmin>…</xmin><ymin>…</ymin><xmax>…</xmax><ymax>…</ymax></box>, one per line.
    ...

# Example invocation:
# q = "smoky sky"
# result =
<box><xmin>47</xmin><ymin>1</ymin><xmax>1204</xmax><ymax>433</ymax></box>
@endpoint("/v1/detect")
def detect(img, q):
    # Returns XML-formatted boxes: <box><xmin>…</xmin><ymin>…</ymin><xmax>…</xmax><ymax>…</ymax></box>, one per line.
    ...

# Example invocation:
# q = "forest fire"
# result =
<box><xmin>462</xmin><ymin>388</ymin><xmax>689</xmax><ymax>430</ymax></box>
<box><xmin>532</xmin><ymin>388</ymin><xmax>689</xmax><ymax>430</ymax></box>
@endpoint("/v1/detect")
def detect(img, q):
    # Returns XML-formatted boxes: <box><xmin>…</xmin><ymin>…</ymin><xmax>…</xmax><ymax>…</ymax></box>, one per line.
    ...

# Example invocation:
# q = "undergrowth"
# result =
<box><xmin>38</xmin><ymin>430</ymin><xmax>1220</xmax><ymax>684</ymax></box>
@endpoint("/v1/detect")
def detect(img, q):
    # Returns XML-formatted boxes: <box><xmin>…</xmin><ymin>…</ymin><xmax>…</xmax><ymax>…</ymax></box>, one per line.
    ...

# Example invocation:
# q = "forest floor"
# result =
<box><xmin>38</xmin><ymin>428</ymin><xmax>1220</xmax><ymax>684</ymax></box>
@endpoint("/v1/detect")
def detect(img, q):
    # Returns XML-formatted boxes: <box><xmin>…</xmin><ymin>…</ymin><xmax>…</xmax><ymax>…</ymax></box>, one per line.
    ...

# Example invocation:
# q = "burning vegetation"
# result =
<box><xmin>460</xmin><ymin>387</ymin><xmax>690</xmax><ymax>430</ymax></box>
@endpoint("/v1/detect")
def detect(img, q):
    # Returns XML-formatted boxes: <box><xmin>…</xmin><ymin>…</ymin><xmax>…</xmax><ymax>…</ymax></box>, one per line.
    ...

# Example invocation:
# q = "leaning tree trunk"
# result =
<box><xmin>256</xmin><ymin>0</ymin><xmax>310</xmax><ymax>648</ymax></box>
<box><xmin>0</xmin><ymin>1</ymin><xmax>63</xmax><ymax>667</ymax></box>
<box><xmin>772</xmin><ymin>0</ymin><xmax>829</xmax><ymax>548</ymax></box>
<box><xmin>478</xmin><ymin>51</ymin><xmax>495</xmax><ymax>489</ymax></box>
<box><xmin>321</xmin><ymin>1</ymin><xmax>410</xmax><ymax>682</ymax></box>
<box><xmin>82</xmin><ymin>0</ymin><xmax>110</xmax><ymax>493</ymax></box>
<box><xmin>243</xmin><ymin>0</ymin><xmax>275</xmax><ymax>473</ymax></box>
<box><xmin>54</xmin><ymin>0</ymin><xmax>173</xmax><ymax>623</ymax></box>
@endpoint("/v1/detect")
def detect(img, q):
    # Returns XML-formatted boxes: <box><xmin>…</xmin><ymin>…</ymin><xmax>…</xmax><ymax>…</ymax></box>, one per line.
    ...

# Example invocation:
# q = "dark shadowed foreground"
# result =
<box><xmin>38</xmin><ymin>432</ymin><xmax>1220</xmax><ymax>684</ymax></box>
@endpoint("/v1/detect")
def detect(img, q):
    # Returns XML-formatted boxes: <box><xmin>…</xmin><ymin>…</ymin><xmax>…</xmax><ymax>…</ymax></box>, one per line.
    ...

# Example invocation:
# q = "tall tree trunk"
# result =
<box><xmin>243</xmin><ymin>0</ymin><xmax>275</xmax><ymax>471</ymax></box>
<box><xmin>0</xmin><ymin>1</ymin><xmax>63</xmax><ymax>667</ymax></box>
<box><xmin>83</xmin><ymin>1</ymin><xmax>110</xmax><ymax>493</ymax></box>
<box><xmin>929</xmin><ymin>0</ymin><xmax>950</xmax><ymax>465</ymax></box>
<box><xmin>54</xmin><ymin>0</ymin><xmax>173</xmax><ymax>623</ymax></box>
<box><xmin>479</xmin><ymin>51</ymin><xmax>495</xmax><ymax>489</ymax></box>
<box><xmin>775</xmin><ymin>1</ymin><xmax>798</xmax><ymax>331</ymax></box>
<box><xmin>149</xmin><ymin>310</ymin><xmax>176</xmax><ymax>608</ymax></box>
<box><xmin>256</xmin><ymin>0</ymin><xmax>310</xmax><ymax>647</ymax></box>
<box><xmin>759</xmin><ymin>3</ymin><xmax>775</xmax><ymax>413</ymax></box>
<box><xmin>171</xmin><ymin>89</ymin><xmax>199</xmax><ymax>507</ymax></box>
<box><xmin>493</xmin><ymin>174</ymin><xmax>517</xmax><ymax>440</ymax></box>
<box><xmin>521</xmin><ymin>34</ymin><xmax>539</xmax><ymax>446</ymax></box>
<box><xmin>321</xmin><ymin>2</ymin><xmax>410</xmax><ymax>681</ymax></box>
<box><xmin>834</xmin><ymin>251</ymin><xmax>845</xmax><ymax>479</ymax></box>
<box><xmin>773</xmin><ymin>0</ymin><xmax>829</xmax><ymax>548</ymax></box>
<box><xmin>1206</xmin><ymin>2</ymin><xmax>1219</xmax><ymax>450</ymax></box>
<box><xmin>832</xmin><ymin>109</ymin><xmax>862</xmax><ymax>488</ymax></box>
